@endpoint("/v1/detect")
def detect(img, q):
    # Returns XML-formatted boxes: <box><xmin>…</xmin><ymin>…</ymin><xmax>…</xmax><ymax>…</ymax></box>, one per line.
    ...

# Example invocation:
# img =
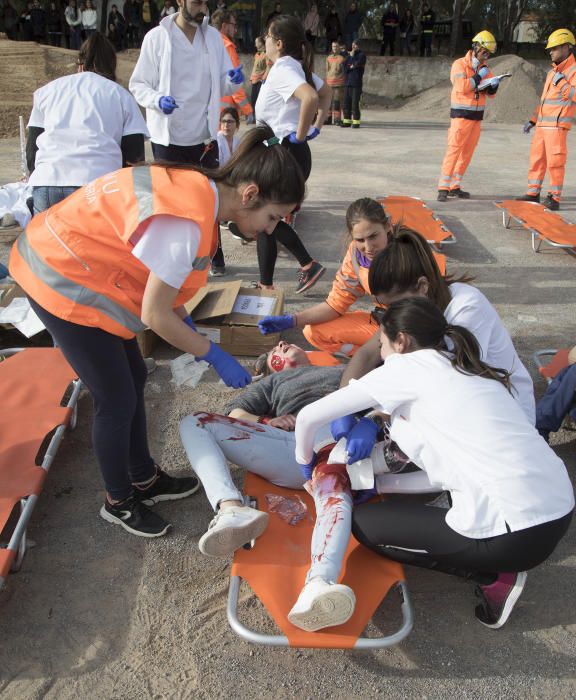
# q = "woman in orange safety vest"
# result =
<box><xmin>257</xmin><ymin>198</ymin><xmax>392</xmax><ymax>356</ymax></box>
<box><xmin>9</xmin><ymin>125</ymin><xmax>305</xmax><ymax>539</ymax></box>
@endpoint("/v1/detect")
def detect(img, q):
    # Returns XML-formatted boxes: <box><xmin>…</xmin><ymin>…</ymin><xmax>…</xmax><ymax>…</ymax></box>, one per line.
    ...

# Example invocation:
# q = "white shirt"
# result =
<box><xmin>446</xmin><ymin>283</ymin><xmax>535</xmax><ymax>424</ymax></box>
<box><xmin>28</xmin><ymin>72</ymin><xmax>148</xmax><ymax>187</ymax></box>
<box><xmin>216</xmin><ymin>131</ymin><xmax>239</xmax><ymax>166</ymax></box>
<box><xmin>295</xmin><ymin>351</ymin><xmax>574</xmax><ymax>540</ymax></box>
<box><xmin>130</xmin><ymin>180</ymin><xmax>218</xmax><ymax>289</ymax></box>
<box><xmin>129</xmin><ymin>14</ymin><xmax>235</xmax><ymax>147</ymax></box>
<box><xmin>255</xmin><ymin>55</ymin><xmax>323</xmax><ymax>139</ymax></box>
<box><xmin>81</xmin><ymin>8</ymin><xmax>97</xmax><ymax>28</ymax></box>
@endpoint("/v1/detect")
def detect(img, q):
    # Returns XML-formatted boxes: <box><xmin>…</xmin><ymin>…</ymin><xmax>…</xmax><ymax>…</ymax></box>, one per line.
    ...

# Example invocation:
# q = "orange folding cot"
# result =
<box><xmin>0</xmin><ymin>348</ymin><xmax>81</xmax><ymax>589</ymax></box>
<box><xmin>378</xmin><ymin>195</ymin><xmax>457</xmax><ymax>251</ymax></box>
<box><xmin>533</xmin><ymin>349</ymin><xmax>571</xmax><ymax>385</ymax></box>
<box><xmin>228</xmin><ymin>473</ymin><xmax>413</xmax><ymax>649</ymax></box>
<box><xmin>495</xmin><ymin>200</ymin><xmax>576</xmax><ymax>254</ymax></box>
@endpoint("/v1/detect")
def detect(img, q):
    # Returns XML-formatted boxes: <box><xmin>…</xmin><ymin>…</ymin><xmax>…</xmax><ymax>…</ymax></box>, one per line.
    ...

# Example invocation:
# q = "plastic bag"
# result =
<box><xmin>265</xmin><ymin>493</ymin><xmax>308</xmax><ymax>526</ymax></box>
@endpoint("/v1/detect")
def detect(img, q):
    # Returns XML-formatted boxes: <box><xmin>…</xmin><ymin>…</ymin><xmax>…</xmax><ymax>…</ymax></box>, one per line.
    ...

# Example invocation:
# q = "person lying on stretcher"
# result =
<box><xmin>179</xmin><ymin>340</ymin><xmax>428</xmax><ymax>558</ymax></box>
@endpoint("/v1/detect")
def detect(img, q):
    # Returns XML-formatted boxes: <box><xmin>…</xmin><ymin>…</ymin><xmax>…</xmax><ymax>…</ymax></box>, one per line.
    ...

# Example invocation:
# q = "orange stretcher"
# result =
<box><xmin>378</xmin><ymin>195</ymin><xmax>457</xmax><ymax>251</ymax></box>
<box><xmin>533</xmin><ymin>349</ymin><xmax>571</xmax><ymax>385</ymax></box>
<box><xmin>0</xmin><ymin>348</ymin><xmax>81</xmax><ymax>589</ymax></box>
<box><xmin>495</xmin><ymin>200</ymin><xmax>576</xmax><ymax>254</ymax></box>
<box><xmin>228</xmin><ymin>473</ymin><xmax>413</xmax><ymax>649</ymax></box>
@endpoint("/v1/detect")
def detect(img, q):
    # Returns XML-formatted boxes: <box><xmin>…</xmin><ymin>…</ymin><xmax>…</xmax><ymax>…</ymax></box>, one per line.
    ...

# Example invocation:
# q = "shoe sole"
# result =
<box><xmin>198</xmin><ymin>511</ymin><xmax>269</xmax><ymax>557</ymax></box>
<box><xmin>477</xmin><ymin>571</ymin><xmax>527</xmax><ymax>630</ymax></box>
<box><xmin>99</xmin><ymin>506</ymin><xmax>171</xmax><ymax>538</ymax></box>
<box><xmin>140</xmin><ymin>481</ymin><xmax>200</xmax><ymax>506</ymax></box>
<box><xmin>288</xmin><ymin>587</ymin><xmax>356</xmax><ymax>632</ymax></box>
<box><xmin>295</xmin><ymin>266</ymin><xmax>326</xmax><ymax>295</ymax></box>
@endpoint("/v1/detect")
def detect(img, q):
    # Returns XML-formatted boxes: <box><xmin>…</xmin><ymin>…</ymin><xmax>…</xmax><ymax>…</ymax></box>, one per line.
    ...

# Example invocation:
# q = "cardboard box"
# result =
<box><xmin>185</xmin><ymin>280</ymin><xmax>284</xmax><ymax>357</ymax></box>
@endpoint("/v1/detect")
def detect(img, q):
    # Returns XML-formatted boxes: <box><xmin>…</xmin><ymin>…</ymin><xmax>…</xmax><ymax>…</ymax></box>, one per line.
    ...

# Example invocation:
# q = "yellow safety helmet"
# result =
<box><xmin>472</xmin><ymin>30</ymin><xmax>497</xmax><ymax>54</ymax></box>
<box><xmin>546</xmin><ymin>28</ymin><xmax>576</xmax><ymax>50</ymax></box>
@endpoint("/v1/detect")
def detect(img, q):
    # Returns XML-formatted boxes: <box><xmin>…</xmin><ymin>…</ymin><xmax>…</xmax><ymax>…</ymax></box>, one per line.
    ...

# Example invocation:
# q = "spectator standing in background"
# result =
<box><xmin>19</xmin><ymin>2</ymin><xmax>33</xmax><ymax>41</ymax></box>
<box><xmin>123</xmin><ymin>0</ymin><xmax>140</xmax><ymax>47</ymax></box>
<box><xmin>107</xmin><ymin>4</ymin><xmax>126</xmax><ymax>49</ymax></box>
<box><xmin>265</xmin><ymin>1</ymin><xmax>281</xmax><ymax>28</ymax></box>
<box><xmin>325</xmin><ymin>40</ymin><xmax>346</xmax><ymax>125</ymax></box>
<box><xmin>160</xmin><ymin>0</ymin><xmax>176</xmax><ymax>19</ymax></box>
<box><xmin>303</xmin><ymin>3</ymin><xmax>319</xmax><ymax>49</ymax></box>
<box><xmin>65</xmin><ymin>0</ymin><xmax>82</xmax><ymax>48</ymax></box>
<box><xmin>341</xmin><ymin>38</ymin><xmax>365</xmax><ymax>129</ymax></box>
<box><xmin>30</xmin><ymin>0</ymin><xmax>47</xmax><ymax>43</ymax></box>
<box><xmin>81</xmin><ymin>0</ymin><xmax>97</xmax><ymax>37</ymax></box>
<box><xmin>324</xmin><ymin>5</ymin><xmax>341</xmax><ymax>53</ymax></box>
<box><xmin>250</xmin><ymin>35</ymin><xmax>269</xmax><ymax>115</ymax></box>
<box><xmin>140</xmin><ymin>0</ymin><xmax>159</xmax><ymax>37</ymax></box>
<box><xmin>343</xmin><ymin>1</ymin><xmax>362</xmax><ymax>50</ymax></box>
<box><xmin>380</xmin><ymin>2</ymin><xmax>398</xmax><ymax>56</ymax></box>
<box><xmin>46</xmin><ymin>1</ymin><xmax>63</xmax><ymax>46</ymax></box>
<box><xmin>399</xmin><ymin>8</ymin><xmax>414</xmax><ymax>56</ymax></box>
<box><xmin>419</xmin><ymin>2</ymin><xmax>435</xmax><ymax>57</ymax></box>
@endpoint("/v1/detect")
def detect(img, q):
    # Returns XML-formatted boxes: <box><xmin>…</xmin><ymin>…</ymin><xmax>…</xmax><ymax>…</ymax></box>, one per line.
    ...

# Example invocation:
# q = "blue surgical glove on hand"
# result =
<box><xmin>183</xmin><ymin>315</ymin><xmax>197</xmax><ymax>330</ymax></box>
<box><xmin>159</xmin><ymin>96</ymin><xmax>178</xmax><ymax>114</ymax></box>
<box><xmin>523</xmin><ymin>120</ymin><xmax>535</xmax><ymax>134</ymax></box>
<box><xmin>306</xmin><ymin>127</ymin><xmax>320</xmax><ymax>141</ymax></box>
<box><xmin>346</xmin><ymin>417</ymin><xmax>379</xmax><ymax>464</ymax></box>
<box><xmin>287</xmin><ymin>132</ymin><xmax>305</xmax><ymax>144</ymax></box>
<box><xmin>197</xmin><ymin>341</ymin><xmax>252</xmax><ymax>388</ymax></box>
<box><xmin>331</xmin><ymin>414</ymin><xmax>357</xmax><ymax>442</ymax></box>
<box><xmin>553</xmin><ymin>72</ymin><xmax>565</xmax><ymax>86</ymax></box>
<box><xmin>478</xmin><ymin>66</ymin><xmax>489</xmax><ymax>78</ymax></box>
<box><xmin>228</xmin><ymin>66</ymin><xmax>245</xmax><ymax>84</ymax></box>
<box><xmin>257</xmin><ymin>315</ymin><xmax>295</xmax><ymax>334</ymax></box>
<box><xmin>301</xmin><ymin>452</ymin><xmax>317</xmax><ymax>481</ymax></box>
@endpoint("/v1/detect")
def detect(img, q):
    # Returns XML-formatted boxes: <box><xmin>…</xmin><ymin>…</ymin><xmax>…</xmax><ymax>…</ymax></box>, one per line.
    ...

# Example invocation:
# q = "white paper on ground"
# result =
<box><xmin>232</xmin><ymin>294</ymin><xmax>276</xmax><ymax>316</ymax></box>
<box><xmin>170</xmin><ymin>353</ymin><xmax>210</xmax><ymax>388</ymax></box>
<box><xmin>0</xmin><ymin>297</ymin><xmax>45</xmax><ymax>337</ymax></box>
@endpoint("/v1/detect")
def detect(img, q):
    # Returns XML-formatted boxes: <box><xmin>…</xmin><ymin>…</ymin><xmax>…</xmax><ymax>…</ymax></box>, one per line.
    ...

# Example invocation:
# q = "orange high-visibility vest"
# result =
<box><xmin>250</xmin><ymin>51</ymin><xmax>268</xmax><ymax>84</ymax></box>
<box><xmin>326</xmin><ymin>53</ymin><xmax>346</xmax><ymax>87</ymax></box>
<box><xmin>220</xmin><ymin>33</ymin><xmax>253</xmax><ymax>117</ymax></box>
<box><xmin>325</xmin><ymin>242</ymin><xmax>373</xmax><ymax>315</ymax></box>
<box><xmin>9</xmin><ymin>167</ymin><xmax>218</xmax><ymax>339</ymax></box>
<box><xmin>449</xmin><ymin>50</ymin><xmax>494</xmax><ymax>121</ymax></box>
<box><xmin>530</xmin><ymin>53</ymin><xmax>576</xmax><ymax>130</ymax></box>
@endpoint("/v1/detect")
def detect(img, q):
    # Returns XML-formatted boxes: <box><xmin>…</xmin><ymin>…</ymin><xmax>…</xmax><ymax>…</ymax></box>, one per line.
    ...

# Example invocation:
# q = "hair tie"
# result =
<box><xmin>263</xmin><ymin>136</ymin><xmax>280</xmax><ymax>147</ymax></box>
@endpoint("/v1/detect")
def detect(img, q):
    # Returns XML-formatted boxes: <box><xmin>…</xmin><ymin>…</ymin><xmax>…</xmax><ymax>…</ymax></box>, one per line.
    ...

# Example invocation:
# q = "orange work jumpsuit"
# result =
<box><xmin>220</xmin><ymin>33</ymin><xmax>253</xmax><ymax>118</ymax></box>
<box><xmin>303</xmin><ymin>242</ymin><xmax>379</xmax><ymax>356</ymax></box>
<box><xmin>438</xmin><ymin>50</ymin><xmax>494</xmax><ymax>192</ymax></box>
<box><xmin>326</xmin><ymin>52</ymin><xmax>346</xmax><ymax>122</ymax></box>
<box><xmin>525</xmin><ymin>53</ymin><xmax>576</xmax><ymax>203</ymax></box>
<box><xmin>9</xmin><ymin>167</ymin><xmax>218</xmax><ymax>338</ymax></box>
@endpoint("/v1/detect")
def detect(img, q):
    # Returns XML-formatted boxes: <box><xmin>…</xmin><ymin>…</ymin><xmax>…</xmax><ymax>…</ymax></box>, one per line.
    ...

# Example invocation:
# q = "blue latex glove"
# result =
<box><xmin>478</xmin><ymin>66</ymin><xmax>489</xmax><ymax>78</ymax></box>
<box><xmin>159</xmin><ymin>96</ymin><xmax>178</xmax><ymax>114</ymax></box>
<box><xmin>287</xmin><ymin>132</ymin><xmax>305</xmax><ymax>145</ymax></box>
<box><xmin>301</xmin><ymin>452</ymin><xmax>317</xmax><ymax>481</ymax></box>
<box><xmin>197</xmin><ymin>341</ymin><xmax>251</xmax><ymax>388</ymax></box>
<box><xmin>257</xmin><ymin>315</ymin><xmax>295</xmax><ymax>335</ymax></box>
<box><xmin>553</xmin><ymin>72</ymin><xmax>565</xmax><ymax>86</ymax></box>
<box><xmin>306</xmin><ymin>127</ymin><xmax>320</xmax><ymax>141</ymax></box>
<box><xmin>346</xmin><ymin>417</ymin><xmax>379</xmax><ymax>464</ymax></box>
<box><xmin>228</xmin><ymin>66</ymin><xmax>245</xmax><ymax>84</ymax></box>
<box><xmin>523</xmin><ymin>120</ymin><xmax>535</xmax><ymax>134</ymax></box>
<box><xmin>331</xmin><ymin>414</ymin><xmax>357</xmax><ymax>442</ymax></box>
<box><xmin>183</xmin><ymin>315</ymin><xmax>196</xmax><ymax>330</ymax></box>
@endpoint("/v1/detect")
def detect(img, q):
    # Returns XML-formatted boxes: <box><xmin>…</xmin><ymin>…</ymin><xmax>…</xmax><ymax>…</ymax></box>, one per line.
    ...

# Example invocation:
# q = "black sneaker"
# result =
<box><xmin>99</xmin><ymin>496</ymin><xmax>171</xmax><ymax>537</ymax></box>
<box><xmin>515</xmin><ymin>193</ymin><xmax>540</xmax><ymax>203</ymax></box>
<box><xmin>447</xmin><ymin>188</ymin><xmax>470</xmax><ymax>199</ymax></box>
<box><xmin>134</xmin><ymin>467</ymin><xmax>200</xmax><ymax>506</ymax></box>
<box><xmin>437</xmin><ymin>190</ymin><xmax>448</xmax><ymax>202</ymax></box>
<box><xmin>295</xmin><ymin>261</ymin><xmax>326</xmax><ymax>294</ymax></box>
<box><xmin>544</xmin><ymin>194</ymin><xmax>560</xmax><ymax>211</ymax></box>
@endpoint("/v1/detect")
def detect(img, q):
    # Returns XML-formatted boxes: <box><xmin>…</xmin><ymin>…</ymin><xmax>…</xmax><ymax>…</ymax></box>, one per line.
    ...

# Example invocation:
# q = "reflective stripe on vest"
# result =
<box><xmin>16</xmin><ymin>231</ymin><xmax>146</xmax><ymax>333</ymax></box>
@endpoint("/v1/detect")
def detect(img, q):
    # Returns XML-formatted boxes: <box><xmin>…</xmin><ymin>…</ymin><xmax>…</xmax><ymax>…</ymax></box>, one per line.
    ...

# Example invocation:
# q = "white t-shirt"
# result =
<box><xmin>216</xmin><ymin>132</ymin><xmax>239</xmax><ymax>167</ymax></box>
<box><xmin>446</xmin><ymin>283</ymin><xmax>535</xmax><ymax>424</ymax></box>
<box><xmin>28</xmin><ymin>72</ymin><xmax>148</xmax><ymax>187</ymax></box>
<box><xmin>255</xmin><ymin>55</ymin><xmax>323</xmax><ymax>139</ymax></box>
<box><xmin>168</xmin><ymin>25</ymin><xmax>211</xmax><ymax>146</ymax></box>
<box><xmin>295</xmin><ymin>351</ymin><xmax>574</xmax><ymax>540</ymax></box>
<box><xmin>130</xmin><ymin>180</ymin><xmax>218</xmax><ymax>289</ymax></box>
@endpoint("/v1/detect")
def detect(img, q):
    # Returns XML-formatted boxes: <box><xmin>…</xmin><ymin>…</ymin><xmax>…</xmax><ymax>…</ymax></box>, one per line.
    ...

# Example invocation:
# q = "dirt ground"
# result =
<box><xmin>1</xmin><ymin>39</ymin><xmax>576</xmax><ymax>699</ymax></box>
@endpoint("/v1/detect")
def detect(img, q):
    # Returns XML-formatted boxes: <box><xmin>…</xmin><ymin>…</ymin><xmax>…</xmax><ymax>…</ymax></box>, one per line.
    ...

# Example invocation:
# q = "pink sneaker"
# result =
<box><xmin>475</xmin><ymin>571</ymin><xmax>527</xmax><ymax>629</ymax></box>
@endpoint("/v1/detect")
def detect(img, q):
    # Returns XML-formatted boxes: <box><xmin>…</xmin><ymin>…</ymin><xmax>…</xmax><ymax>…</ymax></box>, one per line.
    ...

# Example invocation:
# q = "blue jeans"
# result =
<box><xmin>32</xmin><ymin>185</ymin><xmax>79</xmax><ymax>215</ymax></box>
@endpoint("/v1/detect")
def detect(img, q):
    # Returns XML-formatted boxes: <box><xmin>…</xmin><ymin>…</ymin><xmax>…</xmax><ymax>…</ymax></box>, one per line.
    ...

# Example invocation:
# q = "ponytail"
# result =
<box><xmin>376</xmin><ymin>297</ymin><xmax>511</xmax><ymax>391</ymax></box>
<box><xmin>269</xmin><ymin>15</ymin><xmax>316</xmax><ymax>88</ymax></box>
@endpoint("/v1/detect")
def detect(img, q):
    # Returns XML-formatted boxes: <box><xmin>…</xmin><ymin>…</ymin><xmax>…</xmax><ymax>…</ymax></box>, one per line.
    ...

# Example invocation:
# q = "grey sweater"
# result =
<box><xmin>225</xmin><ymin>366</ymin><xmax>344</xmax><ymax>418</ymax></box>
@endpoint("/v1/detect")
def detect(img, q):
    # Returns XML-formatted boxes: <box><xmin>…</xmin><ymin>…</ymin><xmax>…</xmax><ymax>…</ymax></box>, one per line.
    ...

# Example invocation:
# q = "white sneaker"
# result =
<box><xmin>198</xmin><ymin>505</ymin><xmax>269</xmax><ymax>557</ymax></box>
<box><xmin>288</xmin><ymin>578</ymin><xmax>356</xmax><ymax>632</ymax></box>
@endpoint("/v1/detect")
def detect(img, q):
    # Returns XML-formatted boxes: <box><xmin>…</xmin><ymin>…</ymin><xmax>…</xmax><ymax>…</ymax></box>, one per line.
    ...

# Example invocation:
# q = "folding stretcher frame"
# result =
<box><xmin>533</xmin><ymin>348</ymin><xmax>570</xmax><ymax>385</ymax></box>
<box><xmin>378</xmin><ymin>195</ymin><xmax>458</xmax><ymax>251</ymax></box>
<box><xmin>495</xmin><ymin>200</ymin><xmax>576</xmax><ymax>254</ymax></box>
<box><xmin>0</xmin><ymin>348</ymin><xmax>82</xmax><ymax>589</ymax></box>
<box><xmin>228</xmin><ymin>474</ymin><xmax>413</xmax><ymax>649</ymax></box>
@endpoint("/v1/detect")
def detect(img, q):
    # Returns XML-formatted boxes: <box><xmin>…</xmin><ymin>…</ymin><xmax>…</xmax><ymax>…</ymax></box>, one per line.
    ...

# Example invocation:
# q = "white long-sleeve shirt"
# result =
<box><xmin>81</xmin><ymin>8</ymin><xmax>97</xmax><ymax>29</ymax></box>
<box><xmin>129</xmin><ymin>14</ymin><xmax>235</xmax><ymax>147</ymax></box>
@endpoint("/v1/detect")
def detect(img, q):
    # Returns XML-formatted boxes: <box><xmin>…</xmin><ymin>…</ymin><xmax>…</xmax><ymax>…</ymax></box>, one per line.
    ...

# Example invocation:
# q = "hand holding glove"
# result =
<box><xmin>552</xmin><ymin>72</ymin><xmax>565</xmax><ymax>86</ymax></box>
<box><xmin>197</xmin><ymin>341</ymin><xmax>252</xmax><ymax>388</ymax></box>
<box><xmin>330</xmin><ymin>414</ymin><xmax>357</xmax><ymax>442</ymax></box>
<box><xmin>300</xmin><ymin>452</ymin><xmax>317</xmax><ymax>482</ymax></box>
<box><xmin>257</xmin><ymin>315</ymin><xmax>295</xmax><ymax>334</ymax></box>
<box><xmin>183</xmin><ymin>315</ymin><xmax>197</xmax><ymax>330</ymax></box>
<box><xmin>287</xmin><ymin>132</ymin><xmax>305</xmax><ymax>144</ymax></box>
<box><xmin>228</xmin><ymin>66</ymin><xmax>245</xmax><ymax>84</ymax></box>
<box><xmin>159</xmin><ymin>96</ymin><xmax>178</xmax><ymax>114</ymax></box>
<box><xmin>306</xmin><ymin>127</ymin><xmax>320</xmax><ymax>141</ymax></box>
<box><xmin>346</xmin><ymin>417</ymin><xmax>379</xmax><ymax>464</ymax></box>
<box><xmin>523</xmin><ymin>120</ymin><xmax>535</xmax><ymax>134</ymax></box>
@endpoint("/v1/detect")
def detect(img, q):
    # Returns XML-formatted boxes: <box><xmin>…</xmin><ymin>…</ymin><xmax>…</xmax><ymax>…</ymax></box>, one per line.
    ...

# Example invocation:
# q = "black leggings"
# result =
<box><xmin>256</xmin><ymin>138</ymin><xmax>314</xmax><ymax>286</ymax></box>
<box><xmin>352</xmin><ymin>498</ymin><xmax>573</xmax><ymax>584</ymax></box>
<box><xmin>28</xmin><ymin>298</ymin><xmax>156</xmax><ymax>501</ymax></box>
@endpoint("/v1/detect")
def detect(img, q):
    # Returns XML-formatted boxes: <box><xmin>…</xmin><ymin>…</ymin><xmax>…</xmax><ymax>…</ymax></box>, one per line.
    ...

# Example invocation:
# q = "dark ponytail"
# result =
<box><xmin>376</xmin><ymin>297</ymin><xmax>512</xmax><ymax>390</ymax></box>
<box><xmin>78</xmin><ymin>32</ymin><xmax>117</xmax><ymax>83</ymax></box>
<box><xmin>268</xmin><ymin>15</ymin><xmax>316</xmax><ymax>88</ymax></box>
